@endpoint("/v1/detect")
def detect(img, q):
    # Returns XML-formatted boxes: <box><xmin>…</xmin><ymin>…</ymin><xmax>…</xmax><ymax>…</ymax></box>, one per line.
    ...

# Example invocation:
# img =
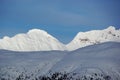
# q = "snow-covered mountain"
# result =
<box><xmin>0</xmin><ymin>42</ymin><xmax>120</xmax><ymax>80</ymax></box>
<box><xmin>66</xmin><ymin>26</ymin><xmax>120</xmax><ymax>51</ymax></box>
<box><xmin>0</xmin><ymin>26</ymin><xmax>120</xmax><ymax>51</ymax></box>
<box><xmin>0</xmin><ymin>29</ymin><xmax>66</xmax><ymax>51</ymax></box>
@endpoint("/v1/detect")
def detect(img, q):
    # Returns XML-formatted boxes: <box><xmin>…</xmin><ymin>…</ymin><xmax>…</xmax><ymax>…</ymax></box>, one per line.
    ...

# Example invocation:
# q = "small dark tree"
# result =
<box><xmin>104</xmin><ymin>75</ymin><xmax>111</xmax><ymax>80</ymax></box>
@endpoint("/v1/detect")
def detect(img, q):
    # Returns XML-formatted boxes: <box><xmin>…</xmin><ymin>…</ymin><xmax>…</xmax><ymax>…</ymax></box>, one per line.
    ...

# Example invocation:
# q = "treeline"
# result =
<box><xmin>0</xmin><ymin>72</ymin><xmax>111</xmax><ymax>80</ymax></box>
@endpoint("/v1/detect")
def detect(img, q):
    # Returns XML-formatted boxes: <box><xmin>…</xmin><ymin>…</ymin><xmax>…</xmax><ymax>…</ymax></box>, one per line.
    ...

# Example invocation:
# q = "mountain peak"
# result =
<box><xmin>66</xmin><ymin>26</ymin><xmax>120</xmax><ymax>51</ymax></box>
<box><xmin>105</xmin><ymin>26</ymin><xmax>116</xmax><ymax>31</ymax></box>
<box><xmin>0</xmin><ymin>26</ymin><xmax>119</xmax><ymax>51</ymax></box>
<box><xmin>27</xmin><ymin>29</ymin><xmax>48</xmax><ymax>35</ymax></box>
<box><xmin>0</xmin><ymin>29</ymin><xmax>66</xmax><ymax>51</ymax></box>
<box><xmin>3</xmin><ymin>36</ymin><xmax>10</xmax><ymax>40</ymax></box>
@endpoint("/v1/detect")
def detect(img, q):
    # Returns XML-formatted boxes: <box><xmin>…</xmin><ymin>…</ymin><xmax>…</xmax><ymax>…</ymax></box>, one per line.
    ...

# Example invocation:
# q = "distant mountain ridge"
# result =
<box><xmin>66</xmin><ymin>26</ymin><xmax>120</xmax><ymax>50</ymax></box>
<box><xmin>0</xmin><ymin>26</ymin><xmax>120</xmax><ymax>51</ymax></box>
<box><xmin>0</xmin><ymin>29</ymin><xmax>66</xmax><ymax>51</ymax></box>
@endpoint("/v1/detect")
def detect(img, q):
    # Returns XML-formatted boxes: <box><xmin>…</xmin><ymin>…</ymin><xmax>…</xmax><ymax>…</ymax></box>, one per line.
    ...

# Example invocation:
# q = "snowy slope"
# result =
<box><xmin>0</xmin><ymin>50</ymin><xmax>67</xmax><ymax>80</ymax></box>
<box><xmin>0</xmin><ymin>42</ymin><xmax>120</xmax><ymax>80</ymax></box>
<box><xmin>51</xmin><ymin>42</ymin><xmax>120</xmax><ymax>79</ymax></box>
<box><xmin>66</xmin><ymin>26</ymin><xmax>120</xmax><ymax>51</ymax></box>
<box><xmin>0</xmin><ymin>29</ymin><xmax>66</xmax><ymax>51</ymax></box>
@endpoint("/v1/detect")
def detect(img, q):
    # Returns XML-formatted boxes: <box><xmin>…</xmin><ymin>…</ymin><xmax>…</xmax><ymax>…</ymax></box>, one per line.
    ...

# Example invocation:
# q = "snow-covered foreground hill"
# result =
<box><xmin>0</xmin><ymin>42</ymin><xmax>120</xmax><ymax>80</ymax></box>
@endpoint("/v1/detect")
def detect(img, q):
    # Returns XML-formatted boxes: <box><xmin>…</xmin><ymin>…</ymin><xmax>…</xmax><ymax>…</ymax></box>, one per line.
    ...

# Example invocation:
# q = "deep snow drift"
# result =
<box><xmin>0</xmin><ymin>26</ymin><xmax>120</xmax><ymax>51</ymax></box>
<box><xmin>0</xmin><ymin>42</ymin><xmax>120</xmax><ymax>80</ymax></box>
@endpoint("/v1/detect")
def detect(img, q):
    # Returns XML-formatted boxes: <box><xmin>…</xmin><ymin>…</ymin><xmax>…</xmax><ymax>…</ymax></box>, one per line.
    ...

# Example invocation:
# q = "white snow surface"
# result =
<box><xmin>0</xmin><ymin>42</ymin><xmax>120</xmax><ymax>80</ymax></box>
<box><xmin>0</xmin><ymin>29</ymin><xmax>66</xmax><ymax>51</ymax></box>
<box><xmin>0</xmin><ymin>26</ymin><xmax>120</xmax><ymax>51</ymax></box>
<box><xmin>66</xmin><ymin>26</ymin><xmax>120</xmax><ymax>51</ymax></box>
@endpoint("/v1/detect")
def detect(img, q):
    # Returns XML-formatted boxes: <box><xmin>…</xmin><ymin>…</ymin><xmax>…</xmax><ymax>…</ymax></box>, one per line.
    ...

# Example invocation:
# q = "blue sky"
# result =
<box><xmin>0</xmin><ymin>0</ymin><xmax>120</xmax><ymax>43</ymax></box>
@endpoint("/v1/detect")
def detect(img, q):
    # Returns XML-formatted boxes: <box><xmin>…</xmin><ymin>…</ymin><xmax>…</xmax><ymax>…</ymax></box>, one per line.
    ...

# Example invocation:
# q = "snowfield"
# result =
<box><xmin>0</xmin><ymin>26</ymin><xmax>120</xmax><ymax>80</ymax></box>
<box><xmin>0</xmin><ymin>42</ymin><xmax>120</xmax><ymax>80</ymax></box>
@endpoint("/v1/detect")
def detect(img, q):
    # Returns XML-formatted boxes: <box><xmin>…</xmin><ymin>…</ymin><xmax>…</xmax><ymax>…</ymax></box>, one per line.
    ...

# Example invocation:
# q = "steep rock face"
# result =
<box><xmin>0</xmin><ymin>29</ymin><xmax>66</xmax><ymax>51</ymax></box>
<box><xmin>66</xmin><ymin>26</ymin><xmax>120</xmax><ymax>51</ymax></box>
